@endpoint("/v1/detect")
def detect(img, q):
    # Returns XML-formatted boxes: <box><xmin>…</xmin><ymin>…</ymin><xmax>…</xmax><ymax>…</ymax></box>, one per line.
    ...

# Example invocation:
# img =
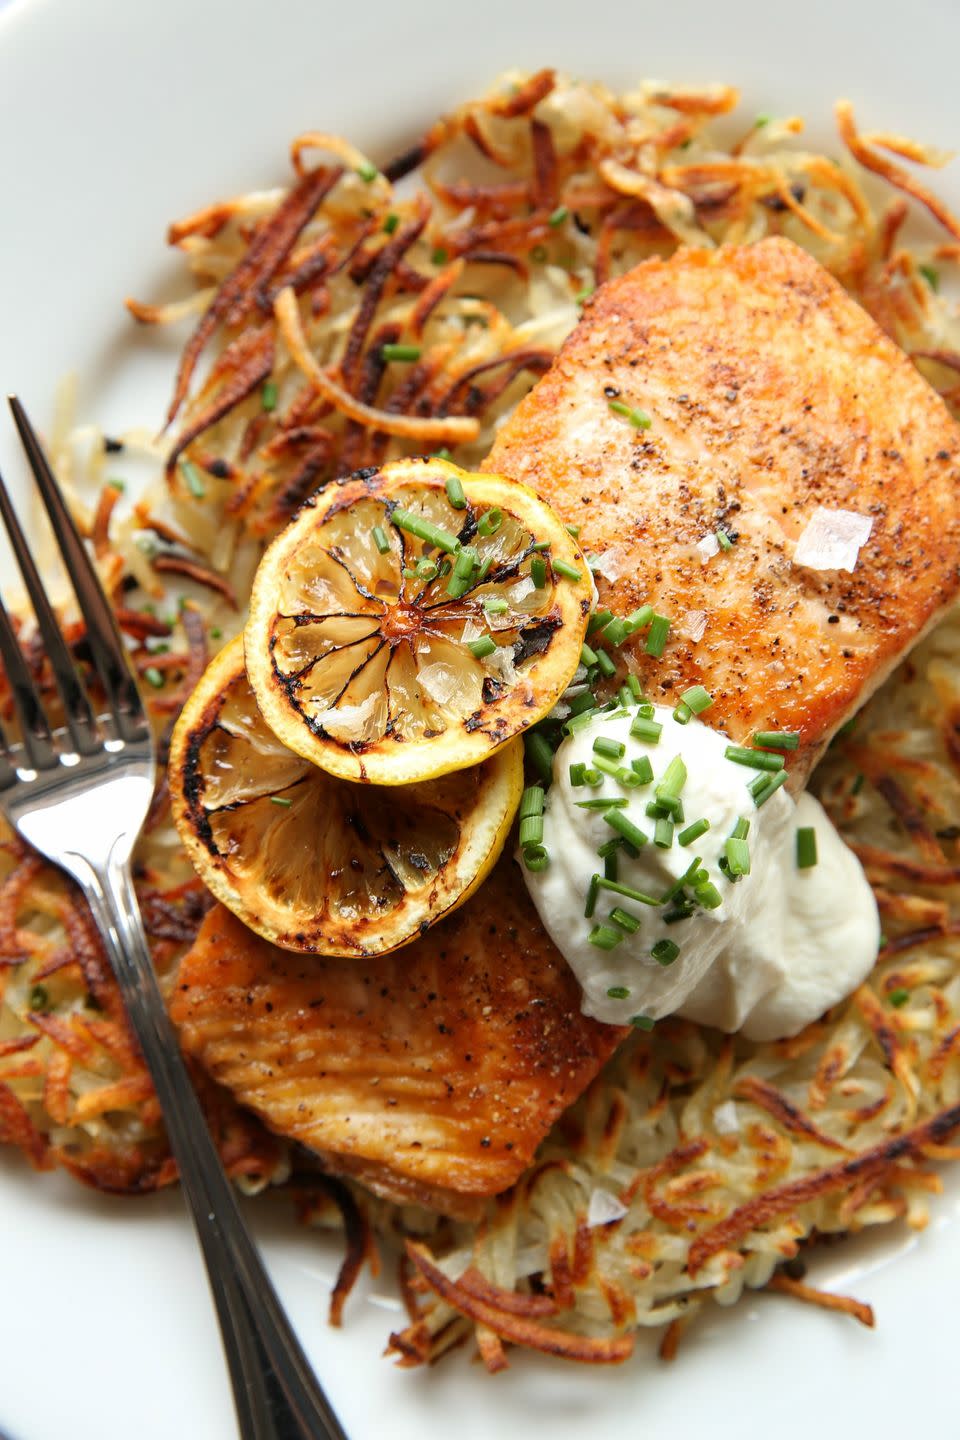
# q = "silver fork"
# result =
<box><xmin>0</xmin><ymin>397</ymin><xmax>349</xmax><ymax>1440</ymax></box>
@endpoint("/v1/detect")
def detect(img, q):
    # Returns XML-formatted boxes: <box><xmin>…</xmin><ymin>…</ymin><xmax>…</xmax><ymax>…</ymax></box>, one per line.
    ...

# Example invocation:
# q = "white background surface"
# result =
<box><xmin>1</xmin><ymin>1</ymin><xmax>960</xmax><ymax>1437</ymax></box>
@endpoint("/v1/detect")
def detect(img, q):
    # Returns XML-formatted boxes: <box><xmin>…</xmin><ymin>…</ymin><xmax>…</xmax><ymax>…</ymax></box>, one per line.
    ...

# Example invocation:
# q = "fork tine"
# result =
<box><xmin>8</xmin><ymin>397</ymin><xmax>147</xmax><ymax>742</ymax></box>
<box><xmin>0</xmin><ymin>458</ymin><xmax>100</xmax><ymax>757</ymax></box>
<box><xmin>0</xmin><ymin>586</ymin><xmax>57</xmax><ymax>770</ymax></box>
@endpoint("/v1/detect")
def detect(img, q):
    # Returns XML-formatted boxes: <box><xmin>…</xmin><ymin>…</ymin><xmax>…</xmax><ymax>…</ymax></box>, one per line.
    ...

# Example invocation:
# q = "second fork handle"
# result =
<box><xmin>75</xmin><ymin>857</ymin><xmax>348</xmax><ymax>1440</ymax></box>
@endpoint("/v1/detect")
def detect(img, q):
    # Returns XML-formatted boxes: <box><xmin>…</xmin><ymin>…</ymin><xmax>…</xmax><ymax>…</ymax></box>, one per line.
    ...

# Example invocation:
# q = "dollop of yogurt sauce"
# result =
<box><xmin>522</xmin><ymin>704</ymin><xmax>880</xmax><ymax>1040</ymax></box>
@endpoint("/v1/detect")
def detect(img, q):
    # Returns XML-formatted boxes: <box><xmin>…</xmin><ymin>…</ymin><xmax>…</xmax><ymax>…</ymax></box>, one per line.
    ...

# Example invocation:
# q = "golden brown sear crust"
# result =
<box><xmin>169</xmin><ymin>859</ymin><xmax>624</xmax><ymax>1216</ymax></box>
<box><xmin>486</xmin><ymin>237</ymin><xmax>960</xmax><ymax>781</ymax></box>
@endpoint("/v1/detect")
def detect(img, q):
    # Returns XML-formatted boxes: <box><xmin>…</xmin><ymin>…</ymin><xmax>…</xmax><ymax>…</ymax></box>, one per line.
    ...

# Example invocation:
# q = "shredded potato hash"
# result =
<box><xmin>4</xmin><ymin>67</ymin><xmax>960</xmax><ymax>1366</ymax></box>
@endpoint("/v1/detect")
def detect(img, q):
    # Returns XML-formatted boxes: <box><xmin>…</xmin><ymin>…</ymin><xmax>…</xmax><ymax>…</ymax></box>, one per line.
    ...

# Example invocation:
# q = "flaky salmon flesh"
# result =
<box><xmin>173</xmin><ymin>238</ymin><xmax>960</xmax><ymax>1208</ymax></box>
<box><xmin>171</xmin><ymin>863</ymin><xmax>622</xmax><ymax>1216</ymax></box>
<box><xmin>489</xmin><ymin>237</ymin><xmax>960</xmax><ymax>783</ymax></box>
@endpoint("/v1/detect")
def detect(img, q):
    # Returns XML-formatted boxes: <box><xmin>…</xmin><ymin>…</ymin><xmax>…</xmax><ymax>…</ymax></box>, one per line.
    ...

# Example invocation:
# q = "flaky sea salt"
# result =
<box><xmin>794</xmin><ymin>508</ymin><xmax>873</xmax><ymax>573</ymax></box>
<box><xmin>587</xmin><ymin>1189</ymin><xmax>629</xmax><ymax>1228</ymax></box>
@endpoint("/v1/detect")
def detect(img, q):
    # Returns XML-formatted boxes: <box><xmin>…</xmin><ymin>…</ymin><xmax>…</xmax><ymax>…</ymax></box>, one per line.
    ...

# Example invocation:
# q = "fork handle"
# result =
<box><xmin>73</xmin><ymin>856</ymin><xmax>349</xmax><ymax>1440</ymax></box>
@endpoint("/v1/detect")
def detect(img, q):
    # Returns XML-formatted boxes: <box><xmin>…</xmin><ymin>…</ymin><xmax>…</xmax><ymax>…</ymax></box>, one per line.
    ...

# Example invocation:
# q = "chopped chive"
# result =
<box><xmin>654</xmin><ymin>817</ymin><xmax>674</xmax><ymax>849</ymax></box>
<box><xmin>107</xmin><ymin>476</ymin><xmax>126</xmax><ymax>493</ymax></box>
<box><xmin>752</xmin><ymin>770</ymin><xmax>789</xmax><ymax>807</ymax></box>
<box><xmin>694</xmin><ymin>881</ymin><xmax>723</xmax><ymax>910</ymax></box>
<box><xmin>584</xmin><ymin>873</ymin><xmax>601</xmax><ymax>918</ymax></box>
<box><xmin>143</xmin><ymin>666</ymin><xmax>164</xmax><ymax>689</ymax></box>
<box><xmin>372</xmin><ymin>525</ymin><xmax>391</xmax><ymax>554</ymax></box>
<box><xmin>181</xmin><ymin>460</ymin><xmax>206</xmax><ymax>499</ymax></box>
<box><xmin>590</xmin><ymin>754</ymin><xmax>624</xmax><ymax>781</ymax></box>
<box><xmin>681</xmin><ymin>685</ymin><xmax>713</xmax><ymax>714</ymax></box>
<box><xmin>356</xmin><ymin>160</ymin><xmax>379</xmax><ymax>182</ymax></box>
<box><xmin>530</xmin><ymin>539</ymin><xmax>551</xmax><ymax>553</ymax></box>
<box><xmin>576</xmin><ymin>797</ymin><xmax>629</xmax><ymax>810</ymax></box>
<box><xmin>731</xmin><ymin>818</ymin><xmax>750</xmax><ymax>840</ymax></box>
<box><xmin>575</xmin><ymin>283</ymin><xmax>595</xmax><ymax>305</ymax></box>
<box><xmin>646</xmin><ymin>801</ymin><xmax>669</xmax><ymax>820</ymax></box>
<box><xmin>483</xmin><ymin>596</ymin><xmax>509</xmax><ymax>615</ymax></box>
<box><xmin>724</xmin><ymin>836</ymin><xmax>751</xmax><ymax>877</ymax></box>
<box><xmin>566</xmin><ymin>711</ymin><xmax>602</xmax><ymax>737</ymax></box>
<box><xmin>415</xmin><ymin>558</ymin><xmax>439</xmax><ymax>582</ymax></box>
<box><xmin>447</xmin><ymin>548</ymin><xmax>480</xmax><ymax>598</ymax></box>
<box><xmin>851</xmin><ymin>772</ymin><xmax>865</xmax><ymax>795</ymax></box>
<box><xmin>525</xmin><ymin>731</ymin><xmax>555</xmax><ymax>786</ymax></box>
<box><xmin>597</xmin><ymin>876</ymin><xmax>659</xmax><ymax>906</ymax></box>
<box><xmin>523</xmin><ymin>845</ymin><xmax>550</xmax><ymax>872</ymax></box>
<box><xmin>383</xmin><ymin>212</ymin><xmax>400</xmax><ymax>234</ymax></box>
<box><xmin>468</xmin><ymin>635</ymin><xmax>497</xmax><ymax>660</ymax></box>
<box><xmin>637</xmin><ymin>702</ymin><xmax>656</xmax><ymax>718</ymax></box>
<box><xmin>610</xmin><ymin>906</ymin><xmax>641</xmax><ymax>934</ymax></box>
<box><xmin>631</xmin><ymin>1015</ymin><xmax>655</xmax><ymax>1031</ymax></box>
<box><xmin>597</xmin><ymin>838</ymin><xmax>623</xmax><ymax>859</ymax></box>
<box><xmin>475</xmin><ymin>556</ymin><xmax>493</xmax><ymax>584</ymax></box>
<box><xmin>593</xmin><ymin>736</ymin><xmax>626</xmax><ymax>761</ymax></box>
<box><xmin>630</xmin><ymin>715</ymin><xmax>663</xmax><ymax>744</ymax></box>
<box><xmin>606</xmin><ymin>985</ymin><xmax>630</xmax><ymax>1000</ymax></box>
<box><xmin>589</xmin><ymin>924</ymin><xmax>623</xmax><ymax>950</ymax></box>
<box><xmin>601</xmin><ymin>617</ymin><xmax>629</xmax><ymax>646</ymax></box>
<box><xmin>432</xmin><ymin>246</ymin><xmax>449</xmax><ymax>266</ymax></box>
<box><xmin>581</xmin><ymin>642</ymin><xmax>599</xmax><ymax>667</ymax></box>
<box><xmin>625</xmin><ymin>605</ymin><xmax>655</xmax><ymax>634</ymax></box>
<box><xmin>627</xmin><ymin>674</ymin><xmax>643</xmax><ymax>700</ymax></box>
<box><xmin>678</xmin><ymin>818</ymin><xmax>710</xmax><ymax>847</ymax></box>
<box><xmin>553</xmin><ymin>559</ymin><xmax>582</xmax><ymax>582</ymax></box>
<box><xmin>604</xmin><ymin>848</ymin><xmax>619</xmax><ymax>880</ymax></box>
<box><xmin>269</xmin><ymin>795</ymin><xmax>293</xmax><ymax>808</ymax></box>
<box><xmin>725</xmin><ymin>744</ymin><xmax>785</xmax><ymax>773</ymax></box>
<box><xmin>569</xmin><ymin>762</ymin><xmax>588</xmax><ymax>787</ymax></box>
<box><xmin>519</xmin><ymin>786</ymin><xmax>545</xmax><ymax>820</ymax></box>
<box><xmin>889</xmin><ymin>987</ymin><xmax>910</xmax><ymax>1007</ymax></box>
<box><xmin>919</xmin><ymin>263</ymin><xmax>940</xmax><ymax>293</ymax></box>
<box><xmin>391</xmin><ymin>507</ymin><xmax>460</xmax><ymax>554</ymax></box>
<box><xmin>616</xmin><ymin>767</ymin><xmax>644</xmax><ymax>788</ymax></box>
<box><xmin>657</xmin><ymin>756</ymin><xmax>688</xmax><ymax>801</ymax></box>
<box><xmin>582</xmin><ymin>766</ymin><xmax>603</xmax><ymax>786</ymax></box>
<box><xmin>519</xmin><ymin>814</ymin><xmax>544</xmax><ymax>848</ymax></box>
<box><xmin>608</xmin><ymin>400</ymin><xmax>652</xmax><ymax>429</ymax></box>
<box><xmin>645</xmin><ymin>615</ymin><xmax>670</xmax><ymax>658</ymax></box>
<box><xmin>796</xmin><ymin>827</ymin><xmax>818</xmax><ymax>869</ymax></box>
<box><xmin>210</xmin><ymin>627</ymin><xmax>222</xmax><ymax>640</ymax></box>
<box><xmin>752</xmin><ymin>730</ymin><xmax>800</xmax><ymax>751</ymax></box>
<box><xmin>716</xmin><ymin>529</ymin><xmax>734</xmax><ymax>551</ymax></box>
<box><xmin>445</xmin><ymin>475</ymin><xmax>467</xmax><ymax>510</ymax></box>
<box><xmin>603</xmin><ymin>809</ymin><xmax>649</xmax><ymax>850</ymax></box>
<box><xmin>588</xmin><ymin>609</ymin><xmax>614</xmax><ymax>634</ymax></box>
<box><xmin>565</xmin><ymin>523</ymin><xmax>581</xmax><ymax>538</ymax></box>
<box><xmin>619</xmin><ymin>685</ymin><xmax>634</xmax><ymax>709</ymax></box>
<box><xmin>631</xmin><ymin>756</ymin><xmax>654</xmax><ymax>785</ymax></box>
<box><xmin>595</xmin><ymin>649</ymin><xmax>616</xmax><ymax>678</ymax></box>
<box><xmin>651</xmin><ymin>938</ymin><xmax>680</xmax><ymax>966</ymax></box>
<box><xmin>531</xmin><ymin>555</ymin><xmax>548</xmax><ymax>588</ymax></box>
<box><xmin>382</xmin><ymin>343</ymin><xmax>422</xmax><ymax>363</ymax></box>
<box><xmin>478</xmin><ymin>507</ymin><xmax>503</xmax><ymax>536</ymax></box>
<box><xmin>402</xmin><ymin>567</ymin><xmax>417</xmax><ymax>579</ymax></box>
<box><xmin>568</xmin><ymin>691</ymin><xmax>597</xmax><ymax>719</ymax></box>
<box><xmin>672</xmin><ymin>702</ymin><xmax>692</xmax><ymax>725</ymax></box>
<box><xmin>549</xmin><ymin>204</ymin><xmax>569</xmax><ymax>227</ymax></box>
<box><xmin>433</xmin><ymin>448</ymin><xmax>453</xmax><ymax>462</ymax></box>
<box><xmin>261</xmin><ymin>380</ymin><xmax>278</xmax><ymax>412</ymax></box>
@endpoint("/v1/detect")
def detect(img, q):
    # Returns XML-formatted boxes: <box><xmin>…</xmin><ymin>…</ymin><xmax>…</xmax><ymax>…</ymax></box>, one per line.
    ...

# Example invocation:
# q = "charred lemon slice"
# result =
<box><xmin>244</xmin><ymin>456</ymin><xmax>592</xmax><ymax>783</ymax></box>
<box><xmin>169</xmin><ymin>636</ymin><xmax>523</xmax><ymax>956</ymax></box>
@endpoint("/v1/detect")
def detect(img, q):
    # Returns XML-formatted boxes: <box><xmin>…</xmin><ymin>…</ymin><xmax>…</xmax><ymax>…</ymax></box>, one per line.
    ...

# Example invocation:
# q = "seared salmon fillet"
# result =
<box><xmin>486</xmin><ymin>237</ymin><xmax>960</xmax><ymax>782</ymax></box>
<box><xmin>170</xmin><ymin>861</ymin><xmax>622</xmax><ymax>1215</ymax></box>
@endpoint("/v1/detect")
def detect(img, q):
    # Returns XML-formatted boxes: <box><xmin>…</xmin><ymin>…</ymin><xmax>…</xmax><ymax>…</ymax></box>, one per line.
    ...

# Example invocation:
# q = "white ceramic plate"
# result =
<box><xmin>2</xmin><ymin>1</ymin><xmax>960</xmax><ymax>1436</ymax></box>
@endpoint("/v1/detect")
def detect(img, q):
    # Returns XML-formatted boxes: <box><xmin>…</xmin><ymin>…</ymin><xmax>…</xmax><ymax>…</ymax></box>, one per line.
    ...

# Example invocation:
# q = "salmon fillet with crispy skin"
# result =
<box><xmin>170</xmin><ymin>860</ymin><xmax>622</xmax><ymax>1216</ymax></box>
<box><xmin>487</xmin><ymin>237</ymin><xmax>960</xmax><ymax>784</ymax></box>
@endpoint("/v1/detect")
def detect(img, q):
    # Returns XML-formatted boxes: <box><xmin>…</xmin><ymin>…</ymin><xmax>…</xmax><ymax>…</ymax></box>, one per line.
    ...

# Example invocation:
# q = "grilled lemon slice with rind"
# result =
<box><xmin>244</xmin><ymin>456</ymin><xmax>592</xmax><ymax>784</ymax></box>
<box><xmin>169</xmin><ymin>637</ymin><xmax>523</xmax><ymax>956</ymax></box>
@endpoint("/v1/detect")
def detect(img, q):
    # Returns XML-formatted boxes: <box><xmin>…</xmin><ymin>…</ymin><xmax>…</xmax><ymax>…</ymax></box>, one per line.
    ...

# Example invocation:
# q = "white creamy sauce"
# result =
<box><xmin>522</xmin><ymin>706</ymin><xmax>879</xmax><ymax>1038</ymax></box>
